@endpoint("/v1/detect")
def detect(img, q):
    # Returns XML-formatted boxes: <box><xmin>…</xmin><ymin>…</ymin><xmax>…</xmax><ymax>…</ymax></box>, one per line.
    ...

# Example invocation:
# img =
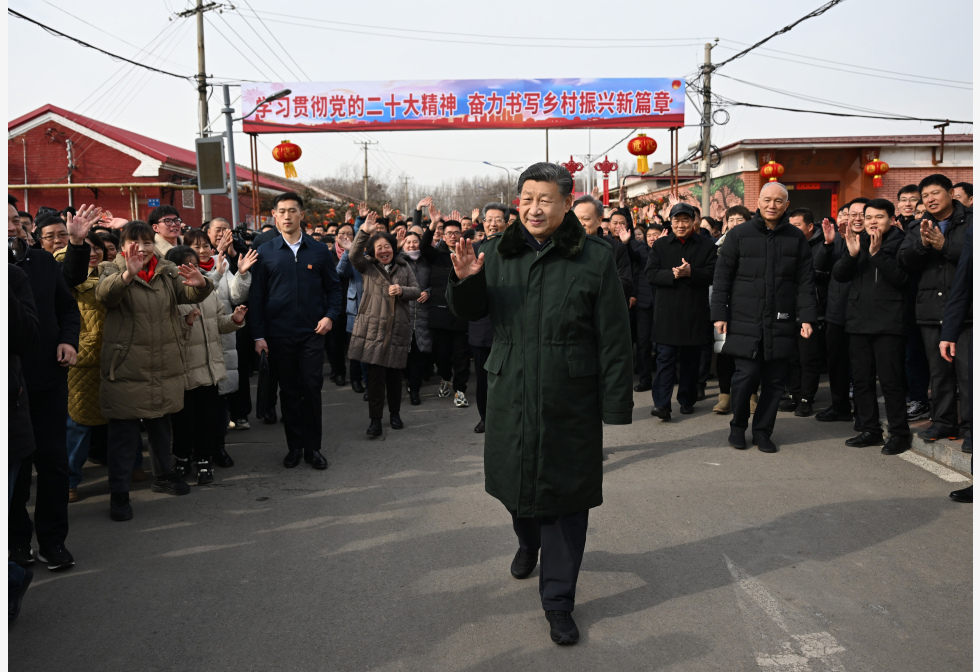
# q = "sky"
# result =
<box><xmin>6</xmin><ymin>0</ymin><xmax>975</xmax><ymax>198</ymax></box>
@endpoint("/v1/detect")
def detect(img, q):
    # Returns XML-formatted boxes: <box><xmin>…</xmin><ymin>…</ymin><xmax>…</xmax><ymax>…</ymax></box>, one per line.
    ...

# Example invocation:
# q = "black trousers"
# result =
<box><xmin>698</xmin><ymin>344</ymin><xmax>713</xmax><ymax>386</ymax></box>
<box><xmin>921</xmin><ymin>325</ymin><xmax>973</xmax><ymax>438</ymax></box>
<box><xmin>652</xmin><ymin>344</ymin><xmax>701</xmax><ymax>410</ymax></box>
<box><xmin>228</xmin><ymin>323</ymin><xmax>253</xmax><ymax>419</ymax></box>
<box><xmin>268</xmin><ymin>333</ymin><xmax>325</xmax><ymax>453</ymax></box>
<box><xmin>635</xmin><ymin>307</ymin><xmax>655</xmax><ymax>386</ymax></box>
<box><xmin>367</xmin><ymin>364</ymin><xmax>402</xmax><ymax>419</ymax></box>
<box><xmin>10</xmin><ymin>383</ymin><xmax>70</xmax><ymax>550</ymax></box>
<box><xmin>172</xmin><ymin>384</ymin><xmax>221</xmax><ymax>461</ymax></box>
<box><xmin>510</xmin><ymin>507</ymin><xmax>589</xmax><ymax>612</ymax></box>
<box><xmin>905</xmin><ymin>324</ymin><xmax>930</xmax><ymax>403</ymax></box>
<box><xmin>107</xmin><ymin>416</ymin><xmax>172</xmax><ymax>494</ymax></box>
<box><xmin>731</xmin><ymin>353</ymin><xmax>788</xmax><ymax>439</ymax></box>
<box><xmin>471</xmin><ymin>345</ymin><xmax>491</xmax><ymax>420</ymax></box>
<box><xmin>407</xmin><ymin>336</ymin><xmax>427</xmax><ymax>394</ymax></box>
<box><xmin>849</xmin><ymin>333</ymin><xmax>910</xmax><ymax>437</ymax></box>
<box><xmin>431</xmin><ymin>328</ymin><xmax>470</xmax><ymax>393</ymax></box>
<box><xmin>717</xmin><ymin>353</ymin><xmax>736</xmax><ymax>395</ymax></box>
<box><xmin>326</xmin><ymin>329</ymin><xmax>349</xmax><ymax>381</ymax></box>
<box><xmin>787</xmin><ymin>323</ymin><xmax>825</xmax><ymax>403</ymax></box>
<box><xmin>825</xmin><ymin>322</ymin><xmax>852</xmax><ymax>413</ymax></box>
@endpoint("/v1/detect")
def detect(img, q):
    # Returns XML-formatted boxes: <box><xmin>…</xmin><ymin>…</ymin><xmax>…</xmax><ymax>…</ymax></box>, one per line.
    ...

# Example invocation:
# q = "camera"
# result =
<box><xmin>9</xmin><ymin>236</ymin><xmax>29</xmax><ymax>264</ymax></box>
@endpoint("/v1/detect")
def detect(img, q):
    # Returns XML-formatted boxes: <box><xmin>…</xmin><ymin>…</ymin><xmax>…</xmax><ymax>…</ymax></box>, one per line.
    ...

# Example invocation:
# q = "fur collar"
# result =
<box><xmin>497</xmin><ymin>210</ymin><xmax>587</xmax><ymax>259</ymax></box>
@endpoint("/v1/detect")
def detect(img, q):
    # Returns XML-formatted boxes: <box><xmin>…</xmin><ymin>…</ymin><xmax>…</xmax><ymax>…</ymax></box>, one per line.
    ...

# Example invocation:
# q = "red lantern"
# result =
<box><xmin>760</xmin><ymin>160</ymin><xmax>785</xmax><ymax>182</ymax></box>
<box><xmin>272</xmin><ymin>140</ymin><xmax>302</xmax><ymax>178</ymax></box>
<box><xmin>672</xmin><ymin>80</ymin><xmax>682</xmax><ymax>90</ymax></box>
<box><xmin>864</xmin><ymin>159</ymin><xmax>889</xmax><ymax>188</ymax></box>
<box><xmin>627</xmin><ymin>134</ymin><xmax>657</xmax><ymax>174</ymax></box>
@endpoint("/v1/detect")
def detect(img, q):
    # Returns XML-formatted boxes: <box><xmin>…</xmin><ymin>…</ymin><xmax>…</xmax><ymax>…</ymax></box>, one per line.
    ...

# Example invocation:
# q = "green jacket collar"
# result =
<box><xmin>497</xmin><ymin>210</ymin><xmax>587</xmax><ymax>260</ymax></box>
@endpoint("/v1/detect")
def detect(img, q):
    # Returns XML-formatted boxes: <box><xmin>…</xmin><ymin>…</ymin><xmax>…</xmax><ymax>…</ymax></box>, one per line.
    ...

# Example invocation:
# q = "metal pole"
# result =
<box><xmin>66</xmin><ymin>139</ymin><xmax>74</xmax><ymax>208</ymax></box>
<box><xmin>545</xmin><ymin>129</ymin><xmax>549</xmax><ymax>162</ymax></box>
<box><xmin>222</xmin><ymin>84</ymin><xmax>240</xmax><ymax>228</ymax></box>
<box><xmin>700</xmin><ymin>42</ymin><xmax>713</xmax><ymax>218</ymax></box>
<box><xmin>197</xmin><ymin>0</ymin><xmax>212</xmax><ymax>221</ymax></box>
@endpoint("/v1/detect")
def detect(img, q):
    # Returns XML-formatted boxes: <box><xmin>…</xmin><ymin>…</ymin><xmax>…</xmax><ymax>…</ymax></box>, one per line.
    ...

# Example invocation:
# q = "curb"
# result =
<box><xmin>909</xmin><ymin>435</ymin><xmax>972</xmax><ymax>476</ymax></box>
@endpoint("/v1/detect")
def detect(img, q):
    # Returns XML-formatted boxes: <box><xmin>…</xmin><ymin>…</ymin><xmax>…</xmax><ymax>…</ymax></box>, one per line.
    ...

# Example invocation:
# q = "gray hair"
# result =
<box><xmin>760</xmin><ymin>182</ymin><xmax>789</xmax><ymax>200</ymax></box>
<box><xmin>482</xmin><ymin>202</ymin><xmax>508</xmax><ymax>220</ymax></box>
<box><xmin>517</xmin><ymin>162</ymin><xmax>574</xmax><ymax>198</ymax></box>
<box><xmin>572</xmin><ymin>195</ymin><xmax>603</xmax><ymax>220</ymax></box>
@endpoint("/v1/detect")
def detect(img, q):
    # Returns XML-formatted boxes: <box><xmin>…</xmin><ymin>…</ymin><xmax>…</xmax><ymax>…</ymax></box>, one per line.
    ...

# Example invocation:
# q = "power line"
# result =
<box><xmin>722</xmin><ymin>100</ymin><xmax>972</xmax><ymax>125</ymax></box>
<box><xmin>712</xmin><ymin>0</ymin><xmax>847</xmax><ymax>71</ymax></box>
<box><xmin>720</xmin><ymin>38</ymin><xmax>972</xmax><ymax>85</ymax></box>
<box><xmin>236</xmin><ymin>1</ymin><xmax>310</xmax><ymax>80</ymax></box>
<box><xmin>205</xmin><ymin>14</ymin><xmax>276</xmax><ymax>81</ymax></box>
<box><xmin>8</xmin><ymin>8</ymin><xmax>192</xmax><ymax>80</ymax></box>
<box><xmin>714</xmin><ymin>43</ymin><xmax>971</xmax><ymax>91</ymax></box>
<box><xmin>243</xmin><ymin>9</ymin><xmax>710</xmax><ymax>43</ymax></box>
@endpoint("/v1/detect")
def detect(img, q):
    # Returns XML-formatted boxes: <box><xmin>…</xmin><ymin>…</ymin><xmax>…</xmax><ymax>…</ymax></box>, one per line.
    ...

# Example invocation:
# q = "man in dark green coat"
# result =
<box><xmin>447</xmin><ymin>162</ymin><xmax>633</xmax><ymax>646</ymax></box>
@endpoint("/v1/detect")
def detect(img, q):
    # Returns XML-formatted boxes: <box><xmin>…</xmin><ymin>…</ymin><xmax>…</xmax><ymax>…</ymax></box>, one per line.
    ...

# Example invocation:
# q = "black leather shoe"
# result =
<box><xmin>390</xmin><ymin>414</ymin><xmax>404</xmax><ymax>430</ymax></box>
<box><xmin>304</xmin><ymin>450</ymin><xmax>328</xmax><ymax>470</ymax></box>
<box><xmin>545</xmin><ymin>610</ymin><xmax>579</xmax><ymax>645</ymax></box>
<box><xmin>729</xmin><ymin>427</ymin><xmax>747</xmax><ymax>449</ymax></box>
<box><xmin>366</xmin><ymin>418</ymin><xmax>382</xmax><ymax>437</ymax></box>
<box><xmin>845</xmin><ymin>431</ymin><xmax>884</xmax><ymax>447</ymax></box>
<box><xmin>213</xmin><ymin>442</ymin><xmax>234</xmax><ymax>468</ymax></box>
<box><xmin>881</xmin><ymin>434</ymin><xmax>911</xmax><ymax>455</ymax></box>
<box><xmin>109</xmin><ymin>492</ymin><xmax>133</xmax><ymax>522</ymax></box>
<box><xmin>815</xmin><ymin>407</ymin><xmax>852</xmax><ymax>422</ymax></box>
<box><xmin>335</xmin><ymin>375</ymin><xmax>346</xmax><ymax>387</ymax></box>
<box><xmin>409</xmin><ymin>391</ymin><xmax>421</xmax><ymax>405</ymax></box>
<box><xmin>262</xmin><ymin>409</ymin><xmax>277</xmax><ymax>425</ymax></box>
<box><xmin>474</xmin><ymin>419</ymin><xmax>485</xmax><ymax>433</ymax></box>
<box><xmin>950</xmin><ymin>485</ymin><xmax>973</xmax><ymax>503</ymax></box>
<box><xmin>755</xmin><ymin>435</ymin><xmax>779</xmax><ymax>453</ymax></box>
<box><xmin>794</xmin><ymin>400</ymin><xmax>813</xmax><ymax>417</ymax></box>
<box><xmin>510</xmin><ymin>547</ymin><xmax>538</xmax><ymax>579</ymax></box>
<box><xmin>696</xmin><ymin>385</ymin><xmax>706</xmax><ymax>401</ymax></box>
<box><xmin>363</xmin><ymin>391</ymin><xmax>370</xmax><ymax>402</ymax></box>
<box><xmin>283</xmin><ymin>449</ymin><xmax>303</xmax><ymax>468</ymax></box>
<box><xmin>633</xmin><ymin>382</ymin><xmax>652</xmax><ymax>392</ymax></box>
<box><xmin>351</xmin><ymin>380</ymin><xmax>365</xmax><ymax>394</ymax></box>
<box><xmin>679</xmin><ymin>405</ymin><xmax>694</xmax><ymax>415</ymax></box>
<box><xmin>650</xmin><ymin>406</ymin><xmax>671</xmax><ymax>421</ymax></box>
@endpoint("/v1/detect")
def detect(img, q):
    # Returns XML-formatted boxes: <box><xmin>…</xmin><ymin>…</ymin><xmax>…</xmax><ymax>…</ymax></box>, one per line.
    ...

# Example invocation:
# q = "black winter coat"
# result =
<box><xmin>806</xmin><ymin>228</ymin><xmax>831</xmax><ymax>320</ymax></box>
<box><xmin>628</xmin><ymin>239</ymin><xmax>654</xmax><ymax>309</ymax></box>
<box><xmin>468</xmin><ymin>238</ymin><xmax>494</xmax><ymax>348</ymax></box>
<box><xmin>898</xmin><ymin>199</ymin><xmax>972</xmax><ymax>325</ymax></box>
<box><xmin>831</xmin><ymin>227</ymin><xmax>909</xmax><ymax>335</ymax></box>
<box><xmin>645</xmin><ymin>231</ymin><xmax>717</xmax><ymax>345</ymax></box>
<box><xmin>420</xmin><ymin>228</ymin><xmax>468</xmax><ymax>331</ymax></box>
<box><xmin>603</xmin><ymin>233</ymin><xmax>634</xmax><ymax>300</ymax></box>
<box><xmin>8</xmin><ymin>264</ymin><xmax>38</xmax><ymax>463</ymax></box>
<box><xmin>940</xmin><ymin>223</ymin><xmax>972</xmax><ymax>343</ymax></box>
<box><xmin>17</xmin><ymin>248</ymin><xmax>81</xmax><ymax>392</ymax></box>
<box><xmin>817</xmin><ymin>236</ymin><xmax>851</xmax><ymax>327</ymax></box>
<box><xmin>710</xmin><ymin>213</ymin><xmax>818</xmax><ymax>361</ymax></box>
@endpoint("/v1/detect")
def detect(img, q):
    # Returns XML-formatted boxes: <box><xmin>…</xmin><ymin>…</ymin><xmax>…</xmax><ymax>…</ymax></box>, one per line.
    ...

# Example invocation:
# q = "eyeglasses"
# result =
<box><xmin>159</xmin><ymin>218</ymin><xmax>182</xmax><ymax>226</ymax></box>
<box><xmin>41</xmin><ymin>232</ymin><xmax>70</xmax><ymax>241</ymax></box>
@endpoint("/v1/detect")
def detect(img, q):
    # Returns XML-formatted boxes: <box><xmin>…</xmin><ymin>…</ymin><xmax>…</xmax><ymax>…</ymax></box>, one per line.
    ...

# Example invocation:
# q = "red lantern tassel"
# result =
<box><xmin>282</xmin><ymin>162</ymin><xmax>297</xmax><ymax>179</ymax></box>
<box><xmin>873</xmin><ymin>176</ymin><xmax>883</xmax><ymax>188</ymax></box>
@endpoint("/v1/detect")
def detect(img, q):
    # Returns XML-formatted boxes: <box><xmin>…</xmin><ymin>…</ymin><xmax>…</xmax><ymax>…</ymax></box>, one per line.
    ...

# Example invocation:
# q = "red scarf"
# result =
<box><xmin>199</xmin><ymin>257</ymin><xmax>216</xmax><ymax>272</ymax></box>
<box><xmin>137</xmin><ymin>255</ymin><xmax>159</xmax><ymax>283</ymax></box>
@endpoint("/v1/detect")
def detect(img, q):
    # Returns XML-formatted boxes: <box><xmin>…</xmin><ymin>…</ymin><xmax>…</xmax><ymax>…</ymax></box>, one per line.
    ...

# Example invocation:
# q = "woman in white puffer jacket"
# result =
<box><xmin>186</xmin><ymin>229</ymin><xmax>258</xmax><ymax>468</ymax></box>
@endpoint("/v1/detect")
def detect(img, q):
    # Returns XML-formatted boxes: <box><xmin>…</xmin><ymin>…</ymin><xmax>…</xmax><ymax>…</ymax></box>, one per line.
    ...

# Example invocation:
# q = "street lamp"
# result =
<box><xmin>222</xmin><ymin>85</ymin><xmax>291</xmax><ymax>228</ymax></box>
<box><xmin>483</xmin><ymin>161</ymin><xmax>522</xmax><ymax>205</ymax></box>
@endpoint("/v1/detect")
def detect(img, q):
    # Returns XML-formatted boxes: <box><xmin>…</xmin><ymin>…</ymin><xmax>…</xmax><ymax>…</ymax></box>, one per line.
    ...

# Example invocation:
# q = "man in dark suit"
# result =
<box><xmin>645</xmin><ymin>203</ymin><xmax>717</xmax><ymax>420</ymax></box>
<box><xmin>250</xmin><ymin>192</ymin><xmax>342</xmax><ymax>470</ymax></box>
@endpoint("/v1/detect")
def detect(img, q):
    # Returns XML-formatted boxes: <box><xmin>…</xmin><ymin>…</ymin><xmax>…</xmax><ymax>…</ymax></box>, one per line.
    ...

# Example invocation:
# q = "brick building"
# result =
<box><xmin>8</xmin><ymin>104</ymin><xmax>291</xmax><ymax>226</ymax></box>
<box><xmin>625</xmin><ymin>134</ymin><xmax>973</xmax><ymax>221</ymax></box>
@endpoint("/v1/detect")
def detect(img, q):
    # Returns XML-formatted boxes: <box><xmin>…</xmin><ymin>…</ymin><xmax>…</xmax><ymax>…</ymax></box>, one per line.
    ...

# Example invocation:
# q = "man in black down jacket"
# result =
<box><xmin>7</xmin><ymin>198</ymin><xmax>81</xmax><ymax>571</ymax></box>
<box><xmin>899</xmin><ymin>173</ymin><xmax>972</xmax><ymax>446</ymax></box>
<box><xmin>711</xmin><ymin>183</ymin><xmax>818</xmax><ymax>453</ymax></box>
<box><xmin>832</xmin><ymin>199</ymin><xmax>911</xmax><ymax>454</ymax></box>
<box><xmin>645</xmin><ymin>203</ymin><xmax>717</xmax><ymax>419</ymax></box>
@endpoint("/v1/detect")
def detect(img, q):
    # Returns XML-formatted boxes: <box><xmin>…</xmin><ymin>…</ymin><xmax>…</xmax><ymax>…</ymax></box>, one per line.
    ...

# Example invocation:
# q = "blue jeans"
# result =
<box><xmin>66</xmin><ymin>417</ymin><xmax>92</xmax><ymax>489</ymax></box>
<box><xmin>9</xmin><ymin>462</ymin><xmax>26</xmax><ymax>590</ymax></box>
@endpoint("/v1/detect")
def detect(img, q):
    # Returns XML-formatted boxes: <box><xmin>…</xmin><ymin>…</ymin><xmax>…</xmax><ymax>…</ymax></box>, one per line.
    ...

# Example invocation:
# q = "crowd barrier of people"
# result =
<box><xmin>6</xmin><ymin>172</ymin><xmax>972</xmax><ymax>637</ymax></box>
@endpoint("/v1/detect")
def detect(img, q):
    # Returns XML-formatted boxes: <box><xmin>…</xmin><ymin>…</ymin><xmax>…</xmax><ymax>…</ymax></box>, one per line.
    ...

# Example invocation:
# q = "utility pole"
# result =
<box><xmin>700</xmin><ymin>42</ymin><xmax>714</xmax><ymax>218</ymax></box>
<box><xmin>402</xmin><ymin>175</ymin><xmax>412</xmax><ymax>214</ymax></box>
<box><xmin>355</xmin><ymin>140</ymin><xmax>378</xmax><ymax>201</ymax></box>
<box><xmin>177</xmin><ymin>1</ymin><xmax>222</xmax><ymax>221</ymax></box>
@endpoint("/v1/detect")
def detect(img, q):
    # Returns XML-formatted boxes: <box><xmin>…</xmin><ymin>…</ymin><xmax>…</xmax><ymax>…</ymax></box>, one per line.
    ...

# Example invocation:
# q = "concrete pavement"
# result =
<box><xmin>9</xmin><ymin>375</ymin><xmax>972</xmax><ymax>671</ymax></box>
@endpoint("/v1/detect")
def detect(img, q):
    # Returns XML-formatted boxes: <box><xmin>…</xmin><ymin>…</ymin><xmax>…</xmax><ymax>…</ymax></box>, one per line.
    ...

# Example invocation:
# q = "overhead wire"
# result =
<box><xmin>720</xmin><ymin>100</ymin><xmax>972</xmax><ymax>125</ymax></box>
<box><xmin>209</xmin><ymin>13</ymin><xmax>281</xmax><ymax>81</ymax></box>
<box><xmin>8</xmin><ymin>8</ymin><xmax>192</xmax><ymax>80</ymax></box>
<box><xmin>235</xmin><ymin>0</ymin><xmax>310</xmax><ymax>80</ymax></box>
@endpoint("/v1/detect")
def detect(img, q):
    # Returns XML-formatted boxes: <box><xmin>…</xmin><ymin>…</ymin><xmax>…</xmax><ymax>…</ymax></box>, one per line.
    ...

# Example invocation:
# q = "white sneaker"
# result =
<box><xmin>454</xmin><ymin>391</ymin><xmax>469</xmax><ymax>408</ymax></box>
<box><xmin>438</xmin><ymin>380</ymin><xmax>452</xmax><ymax>398</ymax></box>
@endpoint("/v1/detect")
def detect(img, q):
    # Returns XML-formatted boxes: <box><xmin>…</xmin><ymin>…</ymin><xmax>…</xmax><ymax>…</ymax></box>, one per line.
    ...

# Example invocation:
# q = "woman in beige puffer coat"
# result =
<box><xmin>347</xmin><ymin>214</ymin><xmax>420</xmax><ymax>436</ymax></box>
<box><xmin>166</xmin><ymin>245</ymin><xmax>246</xmax><ymax>485</ymax></box>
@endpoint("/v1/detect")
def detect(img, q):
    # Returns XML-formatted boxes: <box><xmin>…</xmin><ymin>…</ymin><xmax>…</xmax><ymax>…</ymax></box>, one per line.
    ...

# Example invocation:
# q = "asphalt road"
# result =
<box><xmin>9</xmin><ymin>374</ymin><xmax>972</xmax><ymax>671</ymax></box>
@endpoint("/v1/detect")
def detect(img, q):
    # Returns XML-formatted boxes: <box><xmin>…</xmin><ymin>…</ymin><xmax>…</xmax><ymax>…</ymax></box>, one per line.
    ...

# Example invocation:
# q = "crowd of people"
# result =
<box><xmin>6</xmin><ymin>169</ymin><xmax>972</xmax><ymax>632</ymax></box>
